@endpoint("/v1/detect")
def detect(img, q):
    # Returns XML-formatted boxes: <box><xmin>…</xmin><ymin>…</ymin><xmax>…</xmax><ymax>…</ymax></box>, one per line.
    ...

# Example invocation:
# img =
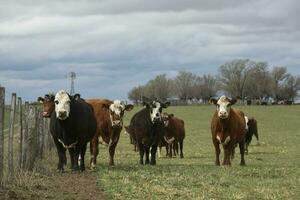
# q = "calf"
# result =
<box><xmin>50</xmin><ymin>90</ymin><xmax>96</xmax><ymax>172</ymax></box>
<box><xmin>210</xmin><ymin>96</ymin><xmax>246</xmax><ymax>166</ymax></box>
<box><xmin>127</xmin><ymin>100</ymin><xmax>170</xmax><ymax>165</ymax></box>
<box><xmin>160</xmin><ymin>113</ymin><xmax>185</xmax><ymax>158</ymax></box>
<box><xmin>86</xmin><ymin>99</ymin><xmax>133</xmax><ymax>168</ymax></box>
<box><xmin>38</xmin><ymin>94</ymin><xmax>55</xmax><ymax>118</ymax></box>
<box><xmin>244</xmin><ymin>116</ymin><xmax>259</xmax><ymax>154</ymax></box>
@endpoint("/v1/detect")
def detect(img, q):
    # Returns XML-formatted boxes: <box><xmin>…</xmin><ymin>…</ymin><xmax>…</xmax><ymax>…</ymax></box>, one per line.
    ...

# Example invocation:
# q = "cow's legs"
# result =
<box><xmin>69</xmin><ymin>148</ymin><xmax>79</xmax><ymax>172</ymax></box>
<box><xmin>223</xmin><ymin>147</ymin><xmax>231</xmax><ymax>166</ymax></box>
<box><xmin>80</xmin><ymin>143</ymin><xmax>87</xmax><ymax>171</ymax></box>
<box><xmin>158</xmin><ymin>146</ymin><xmax>162</xmax><ymax>158</ymax></box>
<box><xmin>90</xmin><ymin>136</ymin><xmax>99</xmax><ymax>169</ymax></box>
<box><xmin>254</xmin><ymin>131</ymin><xmax>260</xmax><ymax>145</ymax></box>
<box><xmin>213</xmin><ymin>140</ymin><xmax>220</xmax><ymax>166</ymax></box>
<box><xmin>168</xmin><ymin>144</ymin><xmax>172</xmax><ymax>158</ymax></box>
<box><xmin>150</xmin><ymin>144</ymin><xmax>158</xmax><ymax>165</ymax></box>
<box><xmin>54</xmin><ymin>139</ymin><xmax>66</xmax><ymax>173</ymax></box>
<box><xmin>68</xmin><ymin>150</ymin><xmax>74</xmax><ymax>169</ymax></box>
<box><xmin>138</xmin><ymin>143</ymin><xmax>144</xmax><ymax>165</ymax></box>
<box><xmin>239</xmin><ymin>141</ymin><xmax>246</xmax><ymax>166</ymax></box>
<box><xmin>179</xmin><ymin>140</ymin><xmax>184</xmax><ymax>158</ymax></box>
<box><xmin>145</xmin><ymin>147</ymin><xmax>150</xmax><ymax>164</ymax></box>
<box><xmin>109</xmin><ymin>141</ymin><xmax>119</xmax><ymax>166</ymax></box>
<box><xmin>165</xmin><ymin>146</ymin><xmax>169</xmax><ymax>157</ymax></box>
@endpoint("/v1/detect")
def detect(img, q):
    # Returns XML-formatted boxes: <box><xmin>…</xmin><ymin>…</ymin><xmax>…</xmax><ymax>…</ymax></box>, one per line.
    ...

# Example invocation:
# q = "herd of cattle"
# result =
<box><xmin>37</xmin><ymin>90</ymin><xmax>259</xmax><ymax>172</ymax></box>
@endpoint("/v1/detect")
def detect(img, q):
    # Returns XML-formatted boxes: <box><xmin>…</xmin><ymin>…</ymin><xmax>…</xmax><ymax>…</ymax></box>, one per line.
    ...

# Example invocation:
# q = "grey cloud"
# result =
<box><xmin>0</xmin><ymin>0</ymin><xmax>299</xmax><ymax>102</ymax></box>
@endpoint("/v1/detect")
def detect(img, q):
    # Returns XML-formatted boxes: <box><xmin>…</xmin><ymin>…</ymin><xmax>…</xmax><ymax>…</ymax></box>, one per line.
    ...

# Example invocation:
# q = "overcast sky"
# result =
<box><xmin>0</xmin><ymin>0</ymin><xmax>299</xmax><ymax>102</ymax></box>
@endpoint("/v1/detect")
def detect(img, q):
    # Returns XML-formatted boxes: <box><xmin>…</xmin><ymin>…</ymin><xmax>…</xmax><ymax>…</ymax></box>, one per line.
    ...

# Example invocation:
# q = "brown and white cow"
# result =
<box><xmin>210</xmin><ymin>96</ymin><xmax>246</xmax><ymax>166</ymax></box>
<box><xmin>160</xmin><ymin>113</ymin><xmax>185</xmax><ymax>158</ymax></box>
<box><xmin>86</xmin><ymin>99</ymin><xmax>134</xmax><ymax>168</ymax></box>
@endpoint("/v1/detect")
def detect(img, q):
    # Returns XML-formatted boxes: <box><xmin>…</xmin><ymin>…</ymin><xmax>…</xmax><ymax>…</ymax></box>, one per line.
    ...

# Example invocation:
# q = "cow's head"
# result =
<box><xmin>209</xmin><ymin>96</ymin><xmax>237</xmax><ymax>119</ymax></box>
<box><xmin>54</xmin><ymin>90</ymin><xmax>72</xmax><ymax>120</ymax></box>
<box><xmin>104</xmin><ymin>100</ymin><xmax>134</xmax><ymax>128</ymax></box>
<box><xmin>37</xmin><ymin>94</ymin><xmax>55</xmax><ymax>118</ymax></box>
<box><xmin>162</xmin><ymin>112</ymin><xmax>174</xmax><ymax>127</ymax></box>
<box><xmin>144</xmin><ymin>100</ymin><xmax>170</xmax><ymax>123</ymax></box>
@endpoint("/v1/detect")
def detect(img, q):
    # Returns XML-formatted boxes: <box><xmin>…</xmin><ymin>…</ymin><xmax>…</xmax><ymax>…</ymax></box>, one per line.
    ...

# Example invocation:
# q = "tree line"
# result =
<box><xmin>128</xmin><ymin>59</ymin><xmax>300</xmax><ymax>104</ymax></box>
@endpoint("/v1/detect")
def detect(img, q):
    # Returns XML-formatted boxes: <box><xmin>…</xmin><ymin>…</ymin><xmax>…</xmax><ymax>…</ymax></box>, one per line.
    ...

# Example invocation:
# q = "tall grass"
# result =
<box><xmin>96</xmin><ymin>105</ymin><xmax>300</xmax><ymax>200</ymax></box>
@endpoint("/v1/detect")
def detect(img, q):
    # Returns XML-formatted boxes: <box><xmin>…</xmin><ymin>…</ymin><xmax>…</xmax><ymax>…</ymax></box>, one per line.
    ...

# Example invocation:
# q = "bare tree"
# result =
<box><xmin>281</xmin><ymin>75</ymin><xmax>300</xmax><ymax>101</ymax></box>
<box><xmin>270</xmin><ymin>67</ymin><xmax>290</xmax><ymax>100</ymax></box>
<box><xmin>201</xmin><ymin>74</ymin><xmax>218</xmax><ymax>102</ymax></box>
<box><xmin>244</xmin><ymin>62</ymin><xmax>272</xmax><ymax>99</ymax></box>
<box><xmin>174</xmin><ymin>71</ymin><xmax>196</xmax><ymax>100</ymax></box>
<box><xmin>219</xmin><ymin>59</ymin><xmax>254</xmax><ymax>99</ymax></box>
<box><xmin>128</xmin><ymin>86</ymin><xmax>144</xmax><ymax>104</ymax></box>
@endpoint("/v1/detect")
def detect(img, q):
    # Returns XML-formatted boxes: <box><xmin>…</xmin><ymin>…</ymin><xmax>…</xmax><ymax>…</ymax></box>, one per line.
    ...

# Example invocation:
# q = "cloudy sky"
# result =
<box><xmin>0</xmin><ymin>0</ymin><xmax>299</xmax><ymax>102</ymax></box>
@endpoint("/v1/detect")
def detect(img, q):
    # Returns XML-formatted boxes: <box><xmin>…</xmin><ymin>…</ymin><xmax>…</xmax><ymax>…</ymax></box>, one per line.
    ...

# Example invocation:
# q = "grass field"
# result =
<box><xmin>95</xmin><ymin>105</ymin><xmax>300</xmax><ymax>200</ymax></box>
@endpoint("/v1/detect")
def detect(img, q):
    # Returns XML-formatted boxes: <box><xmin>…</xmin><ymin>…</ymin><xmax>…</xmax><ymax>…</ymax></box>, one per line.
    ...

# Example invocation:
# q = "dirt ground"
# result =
<box><xmin>0</xmin><ymin>170</ymin><xmax>106</xmax><ymax>200</ymax></box>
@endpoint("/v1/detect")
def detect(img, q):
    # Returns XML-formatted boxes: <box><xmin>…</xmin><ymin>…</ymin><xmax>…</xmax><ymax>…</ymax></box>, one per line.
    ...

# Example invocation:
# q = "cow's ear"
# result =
<box><xmin>162</xmin><ymin>101</ymin><xmax>170</xmax><ymax>108</ymax></box>
<box><xmin>169</xmin><ymin>113</ymin><xmax>174</xmax><ymax>118</ymax></box>
<box><xmin>125</xmin><ymin>104</ymin><xmax>134</xmax><ymax>111</ymax></box>
<box><xmin>48</xmin><ymin>94</ymin><xmax>55</xmax><ymax>101</ymax></box>
<box><xmin>229</xmin><ymin>98</ymin><xmax>237</xmax><ymax>106</ymax></box>
<box><xmin>143</xmin><ymin>101</ymin><xmax>150</xmax><ymax>108</ymax></box>
<box><xmin>209</xmin><ymin>98</ymin><xmax>217</xmax><ymax>105</ymax></box>
<box><xmin>73</xmin><ymin>93</ymin><xmax>81</xmax><ymax>101</ymax></box>
<box><xmin>37</xmin><ymin>97</ymin><xmax>44</xmax><ymax>103</ymax></box>
<box><xmin>102</xmin><ymin>103</ymin><xmax>110</xmax><ymax>110</ymax></box>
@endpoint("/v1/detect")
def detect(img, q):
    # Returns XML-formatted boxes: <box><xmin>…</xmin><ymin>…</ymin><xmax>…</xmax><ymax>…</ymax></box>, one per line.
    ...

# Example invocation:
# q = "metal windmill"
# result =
<box><xmin>66</xmin><ymin>72</ymin><xmax>76</xmax><ymax>95</ymax></box>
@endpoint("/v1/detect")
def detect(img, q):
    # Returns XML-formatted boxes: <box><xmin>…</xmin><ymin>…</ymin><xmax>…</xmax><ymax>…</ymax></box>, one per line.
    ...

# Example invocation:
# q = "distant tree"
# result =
<box><xmin>244</xmin><ymin>62</ymin><xmax>272</xmax><ymax>99</ymax></box>
<box><xmin>218</xmin><ymin>59</ymin><xmax>254</xmax><ymax>99</ymax></box>
<box><xmin>142</xmin><ymin>74</ymin><xmax>171</xmax><ymax>101</ymax></box>
<box><xmin>201</xmin><ymin>74</ymin><xmax>218</xmax><ymax>102</ymax></box>
<box><xmin>270</xmin><ymin>67</ymin><xmax>290</xmax><ymax>100</ymax></box>
<box><xmin>128</xmin><ymin>85</ymin><xmax>144</xmax><ymax>104</ymax></box>
<box><xmin>174</xmin><ymin>71</ymin><xmax>196</xmax><ymax>100</ymax></box>
<box><xmin>192</xmin><ymin>74</ymin><xmax>218</xmax><ymax>102</ymax></box>
<box><xmin>281</xmin><ymin>75</ymin><xmax>300</xmax><ymax>101</ymax></box>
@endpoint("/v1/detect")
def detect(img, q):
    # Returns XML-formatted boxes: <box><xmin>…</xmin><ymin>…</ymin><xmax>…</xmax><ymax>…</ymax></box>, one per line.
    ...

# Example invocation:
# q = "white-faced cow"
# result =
<box><xmin>210</xmin><ymin>96</ymin><xmax>246</xmax><ymax>166</ymax></box>
<box><xmin>50</xmin><ymin>90</ymin><xmax>96</xmax><ymax>172</ymax></box>
<box><xmin>127</xmin><ymin>100</ymin><xmax>170</xmax><ymax>165</ymax></box>
<box><xmin>86</xmin><ymin>99</ymin><xmax>134</xmax><ymax>168</ymax></box>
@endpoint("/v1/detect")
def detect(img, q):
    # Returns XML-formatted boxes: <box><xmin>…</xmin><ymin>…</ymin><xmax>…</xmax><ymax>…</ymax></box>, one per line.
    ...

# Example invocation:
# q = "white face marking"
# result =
<box><xmin>216</xmin><ymin>96</ymin><xmax>230</xmax><ymax>119</ymax></box>
<box><xmin>150</xmin><ymin>102</ymin><xmax>162</xmax><ymax>123</ymax></box>
<box><xmin>54</xmin><ymin>90</ymin><xmax>70</xmax><ymax>120</ymax></box>
<box><xmin>109</xmin><ymin>100</ymin><xmax>125</xmax><ymax>117</ymax></box>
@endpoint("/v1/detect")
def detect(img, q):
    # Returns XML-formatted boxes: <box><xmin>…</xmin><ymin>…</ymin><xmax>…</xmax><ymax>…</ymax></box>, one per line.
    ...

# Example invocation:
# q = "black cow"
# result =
<box><xmin>50</xmin><ymin>90</ymin><xmax>96</xmax><ymax>172</ymax></box>
<box><xmin>245</xmin><ymin>117</ymin><xmax>259</xmax><ymax>154</ymax></box>
<box><xmin>127</xmin><ymin>100</ymin><xmax>170</xmax><ymax>165</ymax></box>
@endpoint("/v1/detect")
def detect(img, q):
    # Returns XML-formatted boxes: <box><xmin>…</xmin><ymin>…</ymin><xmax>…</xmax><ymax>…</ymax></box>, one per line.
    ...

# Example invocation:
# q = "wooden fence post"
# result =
<box><xmin>8</xmin><ymin>93</ymin><xmax>16</xmax><ymax>181</ymax></box>
<box><xmin>38</xmin><ymin>111</ymin><xmax>45</xmax><ymax>159</ymax></box>
<box><xmin>24</xmin><ymin>105</ymin><xmax>38</xmax><ymax>171</ymax></box>
<box><xmin>17</xmin><ymin>97</ymin><xmax>23</xmax><ymax>169</ymax></box>
<box><xmin>21</xmin><ymin>102</ymin><xmax>29</xmax><ymax>169</ymax></box>
<box><xmin>0</xmin><ymin>87</ymin><xmax>5</xmax><ymax>188</ymax></box>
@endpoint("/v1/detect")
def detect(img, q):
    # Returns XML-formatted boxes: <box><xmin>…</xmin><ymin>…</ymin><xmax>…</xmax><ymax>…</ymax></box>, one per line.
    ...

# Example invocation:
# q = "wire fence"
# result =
<box><xmin>0</xmin><ymin>87</ymin><xmax>53</xmax><ymax>188</ymax></box>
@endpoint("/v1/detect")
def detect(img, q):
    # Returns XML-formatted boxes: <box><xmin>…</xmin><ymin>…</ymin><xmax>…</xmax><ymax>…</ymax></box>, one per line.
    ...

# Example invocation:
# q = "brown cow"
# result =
<box><xmin>160</xmin><ymin>113</ymin><xmax>185</xmax><ymax>158</ymax></box>
<box><xmin>38</xmin><ymin>94</ymin><xmax>55</xmax><ymax>118</ymax></box>
<box><xmin>210</xmin><ymin>96</ymin><xmax>246</xmax><ymax>166</ymax></box>
<box><xmin>86</xmin><ymin>99</ymin><xmax>133</xmax><ymax>168</ymax></box>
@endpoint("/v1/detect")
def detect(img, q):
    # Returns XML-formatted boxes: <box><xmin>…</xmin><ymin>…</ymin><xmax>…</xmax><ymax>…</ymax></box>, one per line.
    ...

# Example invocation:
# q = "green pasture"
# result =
<box><xmin>95</xmin><ymin>105</ymin><xmax>300</xmax><ymax>200</ymax></box>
